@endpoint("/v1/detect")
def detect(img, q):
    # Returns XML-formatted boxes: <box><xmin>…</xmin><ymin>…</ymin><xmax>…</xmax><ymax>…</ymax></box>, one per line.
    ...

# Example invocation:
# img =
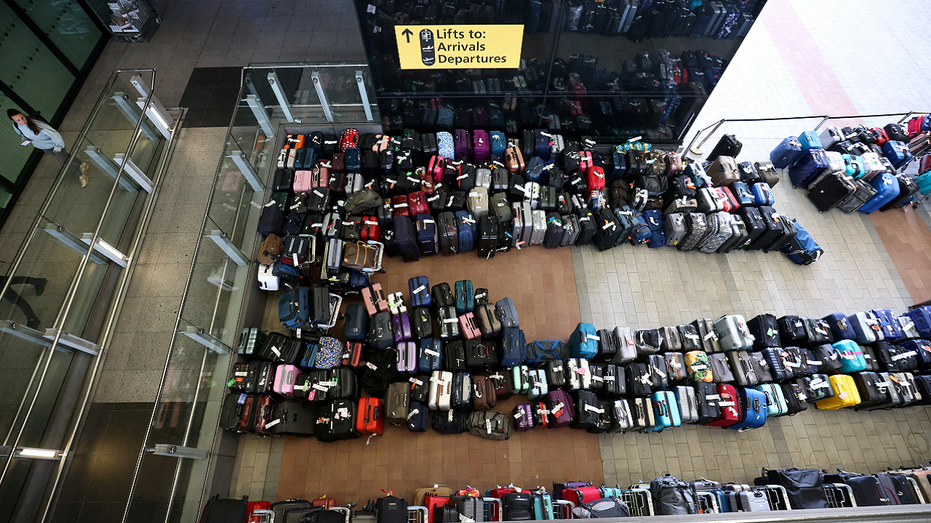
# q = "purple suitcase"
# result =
<box><xmin>513</xmin><ymin>404</ymin><xmax>534</xmax><ymax>431</ymax></box>
<box><xmin>545</xmin><ymin>390</ymin><xmax>575</xmax><ymax>428</ymax></box>
<box><xmin>396</xmin><ymin>341</ymin><xmax>418</xmax><ymax>373</ymax></box>
<box><xmin>473</xmin><ymin>130</ymin><xmax>490</xmax><ymax>163</ymax></box>
<box><xmin>454</xmin><ymin>129</ymin><xmax>472</xmax><ymax>162</ymax></box>
<box><xmin>392</xmin><ymin>313</ymin><xmax>413</xmax><ymax>343</ymax></box>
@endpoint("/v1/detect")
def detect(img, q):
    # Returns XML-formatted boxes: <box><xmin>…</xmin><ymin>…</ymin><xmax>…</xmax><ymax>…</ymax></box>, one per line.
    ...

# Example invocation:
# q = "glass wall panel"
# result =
<box><xmin>12</xmin><ymin>0</ymin><xmax>99</xmax><ymax>69</ymax></box>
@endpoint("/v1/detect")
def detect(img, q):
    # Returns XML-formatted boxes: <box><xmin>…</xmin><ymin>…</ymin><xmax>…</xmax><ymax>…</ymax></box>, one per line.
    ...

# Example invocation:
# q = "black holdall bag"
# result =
<box><xmin>766</xmin><ymin>468</ymin><xmax>829</xmax><ymax>509</ymax></box>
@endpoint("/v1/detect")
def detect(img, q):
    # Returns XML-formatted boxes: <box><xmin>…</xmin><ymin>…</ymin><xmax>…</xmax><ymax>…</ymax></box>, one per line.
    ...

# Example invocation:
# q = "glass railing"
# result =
<box><xmin>0</xmin><ymin>68</ymin><xmax>181</xmax><ymax>522</ymax></box>
<box><xmin>122</xmin><ymin>63</ymin><xmax>379</xmax><ymax>523</ymax></box>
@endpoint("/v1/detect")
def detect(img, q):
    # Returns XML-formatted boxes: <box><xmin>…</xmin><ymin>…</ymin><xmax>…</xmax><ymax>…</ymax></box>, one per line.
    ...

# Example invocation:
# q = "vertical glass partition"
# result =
<box><xmin>0</xmin><ymin>69</ymin><xmax>180</xmax><ymax>523</ymax></box>
<box><xmin>124</xmin><ymin>63</ymin><xmax>380</xmax><ymax>523</ymax></box>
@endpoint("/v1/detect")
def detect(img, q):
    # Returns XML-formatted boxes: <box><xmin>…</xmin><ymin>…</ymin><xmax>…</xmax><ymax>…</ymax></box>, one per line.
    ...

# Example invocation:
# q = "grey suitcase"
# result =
<box><xmin>562</xmin><ymin>214</ymin><xmax>580</xmax><ymax>246</ymax></box>
<box><xmin>530</xmin><ymin>210</ymin><xmax>546</xmax><ymax>245</ymax></box>
<box><xmin>709</xmin><ymin>353</ymin><xmax>735</xmax><ymax>382</ymax></box>
<box><xmin>468</xmin><ymin>187</ymin><xmax>489</xmax><ymax>218</ymax></box>
<box><xmin>837</xmin><ymin>178</ymin><xmax>877</xmax><ymax>213</ymax></box>
<box><xmin>664</xmin><ymin>212</ymin><xmax>687</xmax><ymax>248</ymax></box>
<box><xmin>717</xmin><ymin>213</ymin><xmax>748</xmax><ymax>253</ymax></box>
<box><xmin>674</xmin><ymin>385</ymin><xmax>698</xmax><ymax>423</ymax></box>
<box><xmin>386</xmin><ymin>382</ymin><xmax>410</xmax><ymax>426</ymax></box>
<box><xmin>614</xmin><ymin>326</ymin><xmax>637</xmax><ymax>364</ymax></box>
<box><xmin>714</xmin><ymin>314</ymin><xmax>754</xmax><ymax>351</ymax></box>
<box><xmin>727</xmin><ymin>350</ymin><xmax>759</xmax><ymax>386</ymax></box>
<box><xmin>678</xmin><ymin>212</ymin><xmax>709</xmax><ymax>251</ymax></box>
<box><xmin>511</xmin><ymin>202</ymin><xmax>532</xmax><ymax>248</ymax></box>
<box><xmin>475</xmin><ymin>167</ymin><xmax>492</xmax><ymax>189</ymax></box>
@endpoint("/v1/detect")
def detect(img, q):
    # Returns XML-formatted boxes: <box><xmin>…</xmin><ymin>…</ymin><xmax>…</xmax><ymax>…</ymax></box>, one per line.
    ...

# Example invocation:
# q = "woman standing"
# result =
<box><xmin>8</xmin><ymin>109</ymin><xmax>88</xmax><ymax>187</ymax></box>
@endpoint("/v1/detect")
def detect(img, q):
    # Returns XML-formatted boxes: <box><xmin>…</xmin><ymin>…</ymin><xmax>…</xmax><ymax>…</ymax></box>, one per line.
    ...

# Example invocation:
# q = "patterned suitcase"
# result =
<box><xmin>698</xmin><ymin>211</ymin><xmax>733</xmax><ymax>253</ymax></box>
<box><xmin>678</xmin><ymin>212</ymin><xmax>708</xmax><ymax>251</ymax></box>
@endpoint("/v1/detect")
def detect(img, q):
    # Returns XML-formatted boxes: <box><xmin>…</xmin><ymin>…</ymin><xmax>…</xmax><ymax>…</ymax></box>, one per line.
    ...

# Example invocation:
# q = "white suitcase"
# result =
<box><xmin>524</xmin><ymin>181</ymin><xmax>541</xmax><ymax>209</ymax></box>
<box><xmin>530</xmin><ymin>210</ymin><xmax>546</xmax><ymax>245</ymax></box>
<box><xmin>257</xmin><ymin>264</ymin><xmax>279</xmax><ymax>291</ymax></box>
<box><xmin>429</xmin><ymin>370</ymin><xmax>453</xmax><ymax>411</ymax></box>
<box><xmin>467</xmin><ymin>187</ymin><xmax>489</xmax><ymax>218</ymax></box>
<box><xmin>566</xmin><ymin>358</ymin><xmax>591</xmax><ymax>390</ymax></box>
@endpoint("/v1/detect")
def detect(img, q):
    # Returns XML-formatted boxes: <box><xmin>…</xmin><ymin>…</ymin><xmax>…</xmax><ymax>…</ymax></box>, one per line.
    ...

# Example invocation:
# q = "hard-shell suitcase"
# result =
<box><xmin>546</xmin><ymin>390</ymin><xmax>575</xmax><ymax>428</ymax></box>
<box><xmin>646</xmin><ymin>390</ymin><xmax>681</xmax><ymax>432</ymax></box>
<box><xmin>708</xmin><ymin>134</ymin><xmax>742</xmax><ymax>160</ymax></box>
<box><xmin>386</xmin><ymin>382</ymin><xmax>411</xmax><ymax>426</ymax></box>
<box><xmin>833</xmin><ymin>339</ymin><xmax>867</xmax><ymax>373</ymax></box>
<box><xmin>727</xmin><ymin>386</ymin><xmax>767</xmax><ymax>431</ymax></box>
<box><xmin>714</xmin><ymin>315</ymin><xmax>754</xmax><ymax>351</ymax></box>
<box><xmin>674</xmin><ymin>385</ymin><xmax>699</xmax><ymax>423</ymax></box>
<box><xmin>757</xmin><ymin>383</ymin><xmax>788</xmax><ymax>416</ymax></box>
<box><xmin>859</xmin><ymin>172</ymin><xmax>900</xmax><ymax>214</ymax></box>
<box><xmin>815</xmin><ymin>374</ymin><xmax>860</xmax><ymax>409</ymax></box>
<box><xmin>664</xmin><ymin>213</ymin><xmax>687</xmax><ymax>248</ymax></box>
<box><xmin>838</xmin><ymin>178</ymin><xmax>878</xmax><ymax>213</ymax></box>
<box><xmin>694</xmin><ymin>382</ymin><xmax>722</xmax><ymax>424</ymax></box>
<box><xmin>707</xmin><ymin>383</ymin><xmax>740</xmax><ymax>427</ymax></box>
<box><xmin>455</xmin><ymin>280</ymin><xmax>474</xmax><ymax>314</ymax></box>
<box><xmin>429</xmin><ymin>370</ymin><xmax>453</xmax><ymax>411</ymax></box>
<box><xmin>770</xmin><ymin>136</ymin><xmax>804</xmax><ymax>169</ymax></box>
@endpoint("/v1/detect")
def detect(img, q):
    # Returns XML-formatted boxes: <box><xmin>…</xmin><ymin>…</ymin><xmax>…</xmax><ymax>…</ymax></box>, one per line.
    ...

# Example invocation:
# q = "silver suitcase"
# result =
<box><xmin>614</xmin><ymin>326</ymin><xmax>637</xmax><ymax>364</ymax></box>
<box><xmin>664</xmin><ymin>212</ymin><xmax>687</xmax><ymax>248</ymax></box>
<box><xmin>475</xmin><ymin>167</ymin><xmax>492</xmax><ymax>189</ymax></box>
<box><xmin>609</xmin><ymin>399</ymin><xmax>633</xmax><ymax>433</ymax></box>
<box><xmin>561</xmin><ymin>214</ymin><xmax>580</xmax><ymax>246</ymax></box>
<box><xmin>525</xmin><ymin>181</ymin><xmax>541</xmax><ymax>209</ymax></box>
<box><xmin>511</xmin><ymin>202</ymin><xmax>532</xmax><ymax>248</ymax></box>
<box><xmin>674</xmin><ymin>385</ymin><xmax>698</xmax><ymax>423</ymax></box>
<box><xmin>530</xmin><ymin>210</ymin><xmax>546</xmax><ymax>245</ymax></box>
<box><xmin>819</xmin><ymin>126</ymin><xmax>843</xmax><ymax>149</ymax></box>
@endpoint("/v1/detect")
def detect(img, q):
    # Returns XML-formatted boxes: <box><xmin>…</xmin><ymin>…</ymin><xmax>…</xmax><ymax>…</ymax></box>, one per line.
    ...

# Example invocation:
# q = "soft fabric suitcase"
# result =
<box><xmin>708</xmin><ymin>134</ymin><xmax>742</xmax><ymax>160</ymax></box>
<box><xmin>694</xmin><ymin>382</ymin><xmax>721</xmax><ymax>424</ymax></box>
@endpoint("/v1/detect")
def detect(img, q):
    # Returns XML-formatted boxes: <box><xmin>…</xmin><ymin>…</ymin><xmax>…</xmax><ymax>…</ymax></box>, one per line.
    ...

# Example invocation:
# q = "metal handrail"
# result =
<box><xmin>684</xmin><ymin>111</ymin><xmax>931</xmax><ymax>157</ymax></box>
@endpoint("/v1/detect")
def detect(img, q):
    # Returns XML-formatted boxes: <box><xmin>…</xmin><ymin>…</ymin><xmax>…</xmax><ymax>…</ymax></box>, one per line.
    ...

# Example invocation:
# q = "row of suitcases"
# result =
<box><xmin>765</xmin><ymin>125</ymin><xmax>925</xmax><ymax>213</ymax></box>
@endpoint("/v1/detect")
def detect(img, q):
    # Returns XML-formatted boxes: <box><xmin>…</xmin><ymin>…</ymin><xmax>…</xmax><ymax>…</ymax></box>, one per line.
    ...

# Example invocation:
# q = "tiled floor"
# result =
<box><xmin>2</xmin><ymin>0</ymin><xmax>929</xmax><ymax>519</ymax></box>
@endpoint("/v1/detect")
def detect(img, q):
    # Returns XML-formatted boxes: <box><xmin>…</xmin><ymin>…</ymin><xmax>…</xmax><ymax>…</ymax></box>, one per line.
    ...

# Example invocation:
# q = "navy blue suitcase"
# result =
<box><xmin>416</xmin><ymin>214</ymin><xmax>437</xmax><ymax>256</ymax></box>
<box><xmin>456</xmin><ymin>211</ymin><xmax>476</xmax><ymax>252</ymax></box>
<box><xmin>770</xmin><ymin>136</ymin><xmax>804</xmax><ymax>169</ymax></box>
<box><xmin>788</xmin><ymin>150</ymin><xmax>829</xmax><ymax>188</ymax></box>
<box><xmin>822</xmin><ymin>312</ymin><xmax>856</xmax><ymax>341</ymax></box>
<box><xmin>393</xmin><ymin>215</ymin><xmax>421</xmax><ymax>262</ymax></box>
<box><xmin>409</xmin><ymin>276</ymin><xmax>431</xmax><ymax>308</ymax></box>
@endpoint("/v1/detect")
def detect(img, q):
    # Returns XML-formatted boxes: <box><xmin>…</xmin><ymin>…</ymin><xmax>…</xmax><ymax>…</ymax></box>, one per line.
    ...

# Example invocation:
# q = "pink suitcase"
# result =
<box><xmin>293</xmin><ymin>170</ymin><xmax>313</xmax><ymax>193</ymax></box>
<box><xmin>459</xmin><ymin>312</ymin><xmax>482</xmax><ymax>340</ymax></box>
<box><xmin>473</xmin><ymin>130</ymin><xmax>490</xmax><ymax>163</ymax></box>
<box><xmin>362</xmin><ymin>283</ymin><xmax>388</xmax><ymax>316</ymax></box>
<box><xmin>428</xmin><ymin>155</ymin><xmax>445</xmax><ymax>183</ymax></box>
<box><xmin>396</xmin><ymin>341</ymin><xmax>418</xmax><ymax>373</ymax></box>
<box><xmin>273</xmin><ymin>364</ymin><xmax>300</xmax><ymax>397</ymax></box>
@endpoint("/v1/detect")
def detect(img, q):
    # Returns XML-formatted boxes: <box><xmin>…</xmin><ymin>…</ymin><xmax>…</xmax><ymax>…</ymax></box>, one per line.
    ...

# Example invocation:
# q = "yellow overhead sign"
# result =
<box><xmin>395</xmin><ymin>25</ymin><xmax>523</xmax><ymax>70</ymax></box>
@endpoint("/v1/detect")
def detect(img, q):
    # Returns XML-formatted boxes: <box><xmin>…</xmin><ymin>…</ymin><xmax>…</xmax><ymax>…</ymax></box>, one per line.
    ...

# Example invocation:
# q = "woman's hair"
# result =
<box><xmin>7</xmin><ymin>109</ymin><xmax>39</xmax><ymax>135</ymax></box>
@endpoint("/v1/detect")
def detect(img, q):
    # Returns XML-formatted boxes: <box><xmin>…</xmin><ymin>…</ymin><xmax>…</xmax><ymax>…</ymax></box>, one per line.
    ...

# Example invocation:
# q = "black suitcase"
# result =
<box><xmin>220</xmin><ymin>392</ymin><xmax>248</xmax><ymax>431</ymax></box>
<box><xmin>543</xmin><ymin>212</ymin><xmax>564</xmax><ymax>248</ymax></box>
<box><xmin>477</xmin><ymin>216</ymin><xmax>498</xmax><ymax>259</ymax></box>
<box><xmin>575</xmin><ymin>209</ymin><xmax>596</xmax><ymax>245</ymax></box>
<box><xmin>853</xmin><ymin>371</ymin><xmax>889</xmax><ymax>409</ymax></box>
<box><xmin>496</xmin><ymin>218</ymin><xmax>512</xmax><ymax>253</ymax></box>
<box><xmin>394</xmin><ymin>215</ymin><xmax>421</xmax><ymax>262</ymax></box>
<box><xmin>695</xmin><ymin>382</ymin><xmax>721</xmax><ymax>424</ymax></box>
<box><xmin>627</xmin><ymin>363</ymin><xmax>652</xmax><ymax>397</ymax></box>
<box><xmin>764</xmin><ymin>212</ymin><xmax>798</xmax><ymax>252</ymax></box>
<box><xmin>778</xmin><ymin>315</ymin><xmax>808</xmax><ymax>345</ymax></box>
<box><xmin>437</xmin><ymin>211</ymin><xmax>459</xmax><ymax>255</ymax></box>
<box><xmin>707</xmin><ymin>134</ymin><xmax>742</xmax><ymax>161</ymax></box>
<box><xmin>412</xmin><ymin>306</ymin><xmax>433</xmax><ymax>340</ymax></box>
<box><xmin>327</xmin><ymin>367</ymin><xmax>359</xmax><ymax>400</ymax></box>
<box><xmin>807</xmin><ymin>171</ymin><xmax>856</xmax><ymax>212</ymax></box>
<box><xmin>593</xmin><ymin>208</ymin><xmax>621</xmax><ymax>251</ymax></box>
<box><xmin>747</xmin><ymin>314</ymin><xmax>781</xmax><ymax>350</ymax></box>
<box><xmin>745</xmin><ymin>206</ymin><xmax>782</xmax><ymax>251</ymax></box>
<box><xmin>445</xmin><ymin>339</ymin><xmax>467</xmax><ymax>372</ymax></box>
<box><xmin>273</xmin><ymin>401</ymin><xmax>317</xmax><ymax>436</ymax></box>
<box><xmin>598</xmin><ymin>364</ymin><xmax>625</xmax><ymax>399</ymax></box>
<box><xmin>330</xmin><ymin>398</ymin><xmax>360</xmax><ymax>440</ymax></box>
<box><xmin>781</xmin><ymin>382</ymin><xmax>809</xmax><ymax>414</ymax></box>
<box><xmin>736</xmin><ymin>205</ymin><xmax>766</xmax><ymax>248</ymax></box>
<box><xmin>201</xmin><ymin>497</ymin><xmax>249</xmax><ymax>523</ymax></box>
<box><xmin>570</xmin><ymin>390</ymin><xmax>600</xmax><ymax>430</ymax></box>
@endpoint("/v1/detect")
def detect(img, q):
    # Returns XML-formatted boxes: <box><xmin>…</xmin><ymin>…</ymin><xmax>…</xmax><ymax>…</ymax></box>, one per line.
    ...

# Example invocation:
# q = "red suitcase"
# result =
<box><xmin>342</xmin><ymin>341</ymin><xmax>362</xmax><ymax>367</ymax></box>
<box><xmin>360</xmin><ymin>215</ymin><xmax>381</xmax><ymax>241</ymax></box>
<box><xmin>562</xmin><ymin>486</ymin><xmax>601</xmax><ymax>504</ymax></box>
<box><xmin>339</xmin><ymin>128</ymin><xmax>359</xmax><ymax>152</ymax></box>
<box><xmin>248</xmin><ymin>501</ymin><xmax>272</xmax><ymax>523</ymax></box>
<box><xmin>420</xmin><ymin>170</ymin><xmax>435</xmax><ymax>194</ymax></box>
<box><xmin>585</xmin><ymin>166</ymin><xmax>606</xmax><ymax>191</ymax></box>
<box><xmin>408</xmin><ymin>191</ymin><xmax>429</xmax><ymax>215</ymax></box>
<box><xmin>424</xmin><ymin>495</ymin><xmax>450</xmax><ymax>523</ymax></box>
<box><xmin>313</xmin><ymin>497</ymin><xmax>336</xmax><ymax>509</ymax></box>
<box><xmin>356</xmin><ymin>397</ymin><xmax>385</xmax><ymax>436</ymax></box>
<box><xmin>707</xmin><ymin>384</ymin><xmax>740</xmax><ymax>427</ymax></box>
<box><xmin>392</xmin><ymin>195</ymin><xmax>410</xmax><ymax>217</ymax></box>
<box><xmin>715</xmin><ymin>187</ymin><xmax>740</xmax><ymax>213</ymax></box>
<box><xmin>428</xmin><ymin>155</ymin><xmax>446</xmax><ymax>183</ymax></box>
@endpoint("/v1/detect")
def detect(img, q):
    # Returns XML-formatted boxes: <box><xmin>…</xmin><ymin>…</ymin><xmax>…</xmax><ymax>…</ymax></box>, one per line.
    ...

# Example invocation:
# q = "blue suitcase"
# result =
<box><xmin>832</xmin><ymin>340</ymin><xmax>866</xmax><ymax>373</ymax></box>
<box><xmin>490</xmin><ymin>131</ymin><xmax>507</xmax><ymax>158</ymax></box>
<box><xmin>770</xmin><ymin>136</ymin><xmax>804</xmax><ymax>169</ymax></box>
<box><xmin>533</xmin><ymin>129</ymin><xmax>551</xmax><ymax>160</ymax></box>
<box><xmin>394</xmin><ymin>215</ymin><xmax>421</xmax><ymax>262</ymax></box>
<box><xmin>647</xmin><ymin>390</ymin><xmax>681</xmax><ymax>432</ymax></box>
<box><xmin>882</xmin><ymin>140</ymin><xmax>912</xmax><ymax>169</ymax></box>
<box><xmin>903</xmin><ymin>306</ymin><xmax>931</xmax><ymax>338</ymax></box>
<box><xmin>500</xmin><ymin>327</ymin><xmax>526</xmax><ymax>368</ymax></box>
<box><xmin>642</xmin><ymin>209</ymin><xmax>666</xmax><ymax>248</ymax></box>
<box><xmin>871</xmin><ymin>308</ymin><xmax>904</xmax><ymax>341</ymax></box>
<box><xmin>407</xmin><ymin>401</ymin><xmax>429</xmax><ymax>432</ymax></box>
<box><xmin>418</xmin><ymin>338</ymin><xmax>444</xmax><ymax>371</ymax></box>
<box><xmin>495</xmin><ymin>297</ymin><xmax>520</xmax><ymax>328</ymax></box>
<box><xmin>278</xmin><ymin>287</ymin><xmax>310</xmax><ymax>329</ymax></box>
<box><xmin>730</xmin><ymin>181</ymin><xmax>755</xmax><ymax>206</ymax></box>
<box><xmin>455</xmin><ymin>280</ymin><xmax>474</xmax><ymax>314</ymax></box>
<box><xmin>525</xmin><ymin>156</ymin><xmax>546</xmax><ymax>183</ymax></box>
<box><xmin>455</xmin><ymin>211</ymin><xmax>476</xmax><ymax>252</ymax></box>
<box><xmin>727</xmin><ymin>386</ymin><xmax>767</xmax><ymax>431</ymax></box>
<box><xmin>343</xmin><ymin>303</ymin><xmax>369</xmax><ymax>341</ymax></box>
<box><xmin>859</xmin><ymin>172</ymin><xmax>900</xmax><ymax>213</ymax></box>
<box><xmin>570</xmin><ymin>323</ymin><xmax>599</xmax><ymax>359</ymax></box>
<box><xmin>797</xmin><ymin>130</ymin><xmax>823</xmax><ymax>153</ymax></box>
<box><xmin>822</xmin><ymin>312</ymin><xmax>856</xmax><ymax>341</ymax></box>
<box><xmin>779</xmin><ymin>220</ymin><xmax>823</xmax><ymax>265</ymax></box>
<box><xmin>409</xmin><ymin>276</ymin><xmax>431</xmax><ymax>307</ymax></box>
<box><xmin>788</xmin><ymin>150</ymin><xmax>829</xmax><ymax>188</ymax></box>
<box><xmin>751</xmin><ymin>183</ymin><xmax>774</xmax><ymax>206</ymax></box>
<box><xmin>415</xmin><ymin>214</ymin><xmax>437</xmax><ymax>256</ymax></box>
<box><xmin>345</xmin><ymin>148</ymin><xmax>362</xmax><ymax>173</ymax></box>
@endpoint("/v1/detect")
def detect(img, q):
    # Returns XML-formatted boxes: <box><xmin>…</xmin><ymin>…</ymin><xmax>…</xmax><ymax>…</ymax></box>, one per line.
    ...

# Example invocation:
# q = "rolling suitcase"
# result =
<box><xmin>807</xmin><ymin>170</ymin><xmax>857</xmax><ymax>212</ymax></box>
<box><xmin>727</xmin><ymin>386</ymin><xmax>766</xmax><ymax>431</ymax></box>
<box><xmin>815</xmin><ymin>374</ymin><xmax>860</xmax><ymax>409</ymax></box>
<box><xmin>859</xmin><ymin>172</ymin><xmax>901</xmax><ymax>213</ymax></box>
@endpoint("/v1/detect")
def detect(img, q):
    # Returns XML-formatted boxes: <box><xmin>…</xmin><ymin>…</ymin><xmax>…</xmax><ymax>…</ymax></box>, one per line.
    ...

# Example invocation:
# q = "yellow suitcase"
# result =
<box><xmin>815</xmin><ymin>374</ymin><xmax>861</xmax><ymax>410</ymax></box>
